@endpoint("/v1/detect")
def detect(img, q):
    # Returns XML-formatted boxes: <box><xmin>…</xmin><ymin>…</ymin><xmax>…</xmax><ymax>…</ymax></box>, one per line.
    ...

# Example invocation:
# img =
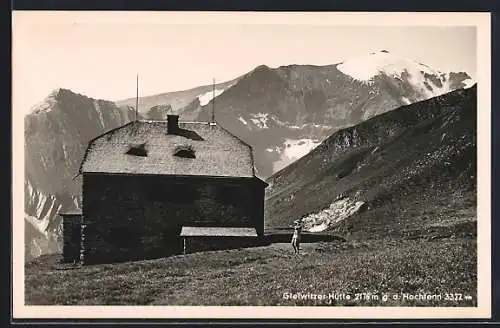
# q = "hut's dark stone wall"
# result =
<box><xmin>81</xmin><ymin>173</ymin><xmax>266</xmax><ymax>264</ymax></box>
<box><xmin>62</xmin><ymin>214</ymin><xmax>82</xmax><ymax>263</ymax></box>
<box><xmin>183</xmin><ymin>236</ymin><xmax>268</xmax><ymax>254</ymax></box>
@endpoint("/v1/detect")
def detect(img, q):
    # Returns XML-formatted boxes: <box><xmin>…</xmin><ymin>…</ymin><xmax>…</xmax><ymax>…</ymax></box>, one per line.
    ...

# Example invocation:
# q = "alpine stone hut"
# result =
<box><xmin>61</xmin><ymin>115</ymin><xmax>268</xmax><ymax>265</ymax></box>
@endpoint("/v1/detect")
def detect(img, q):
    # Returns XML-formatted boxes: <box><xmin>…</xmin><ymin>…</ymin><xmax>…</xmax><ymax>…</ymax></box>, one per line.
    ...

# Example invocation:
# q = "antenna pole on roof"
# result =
<box><xmin>211</xmin><ymin>78</ymin><xmax>215</xmax><ymax>124</ymax></box>
<box><xmin>135</xmin><ymin>74</ymin><xmax>139</xmax><ymax>122</ymax></box>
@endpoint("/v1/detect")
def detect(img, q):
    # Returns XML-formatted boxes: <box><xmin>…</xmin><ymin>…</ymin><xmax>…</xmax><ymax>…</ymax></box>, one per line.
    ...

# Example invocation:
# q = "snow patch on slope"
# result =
<box><xmin>26</xmin><ymin>179</ymin><xmax>64</xmax><ymax>237</ymax></box>
<box><xmin>25</xmin><ymin>213</ymin><xmax>50</xmax><ymax>237</ymax></box>
<box><xmin>34</xmin><ymin>192</ymin><xmax>49</xmax><ymax>219</ymax></box>
<box><xmin>25</xmin><ymin>213</ymin><xmax>62</xmax><ymax>260</ymax></box>
<box><xmin>73</xmin><ymin>197</ymin><xmax>80</xmax><ymax>209</ymax></box>
<box><xmin>302</xmin><ymin>198</ymin><xmax>366</xmax><ymax>232</ymax></box>
<box><xmin>401</xmin><ymin>97</ymin><xmax>411</xmax><ymax>105</ymax></box>
<box><xmin>93</xmin><ymin>100</ymin><xmax>106</xmax><ymax>128</ymax></box>
<box><xmin>288</xmin><ymin>123</ymin><xmax>334</xmax><ymax>130</ymax></box>
<box><xmin>198</xmin><ymin>84</ymin><xmax>233</xmax><ymax>106</ymax></box>
<box><xmin>249</xmin><ymin>113</ymin><xmax>270</xmax><ymax>129</ymax></box>
<box><xmin>283</xmin><ymin>138</ymin><xmax>320</xmax><ymax>158</ymax></box>
<box><xmin>462</xmin><ymin>78</ymin><xmax>475</xmax><ymax>89</ymax></box>
<box><xmin>273</xmin><ymin>138</ymin><xmax>321</xmax><ymax>172</ymax></box>
<box><xmin>62</xmin><ymin>143</ymin><xmax>69</xmax><ymax>160</ymax></box>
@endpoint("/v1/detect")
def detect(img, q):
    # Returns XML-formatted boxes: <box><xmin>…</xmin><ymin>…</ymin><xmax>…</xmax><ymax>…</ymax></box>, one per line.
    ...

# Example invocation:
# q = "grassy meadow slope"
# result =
<box><xmin>26</xmin><ymin>237</ymin><xmax>475</xmax><ymax>306</ymax></box>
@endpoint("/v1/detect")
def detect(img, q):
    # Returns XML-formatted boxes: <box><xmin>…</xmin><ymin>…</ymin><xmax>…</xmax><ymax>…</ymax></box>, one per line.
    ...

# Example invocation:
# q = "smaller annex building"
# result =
<box><xmin>60</xmin><ymin>115</ymin><xmax>268</xmax><ymax>265</ymax></box>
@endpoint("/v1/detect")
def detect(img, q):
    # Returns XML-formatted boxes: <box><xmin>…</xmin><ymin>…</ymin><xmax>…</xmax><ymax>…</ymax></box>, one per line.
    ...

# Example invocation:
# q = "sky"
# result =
<box><xmin>13</xmin><ymin>12</ymin><xmax>478</xmax><ymax>114</ymax></box>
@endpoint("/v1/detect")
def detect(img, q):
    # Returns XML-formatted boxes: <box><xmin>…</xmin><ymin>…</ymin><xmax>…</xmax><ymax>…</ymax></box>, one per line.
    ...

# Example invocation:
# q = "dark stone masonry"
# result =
<box><xmin>61</xmin><ymin>211</ymin><xmax>82</xmax><ymax>263</ymax></box>
<box><xmin>182</xmin><ymin>236</ymin><xmax>268</xmax><ymax>254</ymax></box>
<box><xmin>81</xmin><ymin>173</ymin><xmax>266</xmax><ymax>264</ymax></box>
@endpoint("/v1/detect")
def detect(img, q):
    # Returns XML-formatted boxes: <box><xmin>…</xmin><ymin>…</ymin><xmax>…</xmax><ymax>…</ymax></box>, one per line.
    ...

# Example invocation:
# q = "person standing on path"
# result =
<box><xmin>291</xmin><ymin>219</ymin><xmax>303</xmax><ymax>255</ymax></box>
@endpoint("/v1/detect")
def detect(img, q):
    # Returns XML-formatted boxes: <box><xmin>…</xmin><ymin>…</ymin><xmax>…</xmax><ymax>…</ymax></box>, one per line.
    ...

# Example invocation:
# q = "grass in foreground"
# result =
<box><xmin>25</xmin><ymin>236</ymin><xmax>476</xmax><ymax>306</ymax></box>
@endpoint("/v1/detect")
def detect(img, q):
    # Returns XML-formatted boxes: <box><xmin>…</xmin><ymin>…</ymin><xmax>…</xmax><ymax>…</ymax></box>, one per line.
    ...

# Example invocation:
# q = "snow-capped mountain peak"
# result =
<box><xmin>337</xmin><ymin>50</ymin><xmax>443</xmax><ymax>82</ymax></box>
<box><xmin>336</xmin><ymin>50</ymin><xmax>470</xmax><ymax>99</ymax></box>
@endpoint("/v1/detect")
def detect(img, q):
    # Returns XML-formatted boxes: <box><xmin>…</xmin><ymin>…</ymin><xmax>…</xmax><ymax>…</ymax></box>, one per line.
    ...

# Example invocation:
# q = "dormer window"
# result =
<box><xmin>126</xmin><ymin>143</ymin><xmax>147</xmax><ymax>157</ymax></box>
<box><xmin>173</xmin><ymin>145</ymin><xmax>195</xmax><ymax>159</ymax></box>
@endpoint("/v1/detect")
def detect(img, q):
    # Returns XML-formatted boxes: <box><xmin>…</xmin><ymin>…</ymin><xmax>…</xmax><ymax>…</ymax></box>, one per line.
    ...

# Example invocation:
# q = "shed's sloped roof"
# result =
<box><xmin>80</xmin><ymin>121</ymin><xmax>254</xmax><ymax>177</ymax></box>
<box><xmin>180</xmin><ymin>226</ymin><xmax>258</xmax><ymax>237</ymax></box>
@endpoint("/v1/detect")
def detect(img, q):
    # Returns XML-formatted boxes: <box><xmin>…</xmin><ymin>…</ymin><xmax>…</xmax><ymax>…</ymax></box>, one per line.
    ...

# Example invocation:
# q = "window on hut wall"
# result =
<box><xmin>173</xmin><ymin>145</ymin><xmax>195</xmax><ymax>159</ymax></box>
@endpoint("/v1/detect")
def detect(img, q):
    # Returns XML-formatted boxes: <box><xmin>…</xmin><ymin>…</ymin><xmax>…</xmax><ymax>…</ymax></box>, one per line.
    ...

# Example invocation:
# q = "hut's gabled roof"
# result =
<box><xmin>79</xmin><ymin>120</ymin><xmax>255</xmax><ymax>178</ymax></box>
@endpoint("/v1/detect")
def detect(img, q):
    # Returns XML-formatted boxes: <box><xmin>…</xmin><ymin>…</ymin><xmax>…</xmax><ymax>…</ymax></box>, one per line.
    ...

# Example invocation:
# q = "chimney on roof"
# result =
<box><xmin>167</xmin><ymin>114</ymin><xmax>179</xmax><ymax>134</ymax></box>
